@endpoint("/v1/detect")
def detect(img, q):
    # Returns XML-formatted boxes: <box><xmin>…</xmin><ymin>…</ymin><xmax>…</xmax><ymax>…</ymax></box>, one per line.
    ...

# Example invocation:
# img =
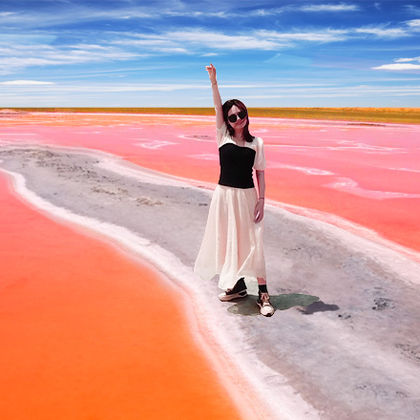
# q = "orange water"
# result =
<box><xmin>0</xmin><ymin>172</ymin><xmax>242</xmax><ymax>419</ymax></box>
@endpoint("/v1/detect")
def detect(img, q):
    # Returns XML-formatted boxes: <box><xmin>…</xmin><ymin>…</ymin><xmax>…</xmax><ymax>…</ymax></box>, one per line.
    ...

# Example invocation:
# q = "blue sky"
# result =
<box><xmin>1</xmin><ymin>0</ymin><xmax>419</xmax><ymax>107</ymax></box>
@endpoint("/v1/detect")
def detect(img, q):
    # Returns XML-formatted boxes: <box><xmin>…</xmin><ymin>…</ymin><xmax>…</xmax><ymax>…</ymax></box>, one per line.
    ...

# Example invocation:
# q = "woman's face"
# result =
<box><xmin>227</xmin><ymin>104</ymin><xmax>248</xmax><ymax>131</ymax></box>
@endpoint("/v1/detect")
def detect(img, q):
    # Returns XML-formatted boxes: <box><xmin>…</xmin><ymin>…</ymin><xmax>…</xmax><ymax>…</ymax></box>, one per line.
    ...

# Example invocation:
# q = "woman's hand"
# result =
<box><xmin>254</xmin><ymin>199</ymin><xmax>264</xmax><ymax>223</ymax></box>
<box><xmin>205</xmin><ymin>63</ymin><xmax>217</xmax><ymax>85</ymax></box>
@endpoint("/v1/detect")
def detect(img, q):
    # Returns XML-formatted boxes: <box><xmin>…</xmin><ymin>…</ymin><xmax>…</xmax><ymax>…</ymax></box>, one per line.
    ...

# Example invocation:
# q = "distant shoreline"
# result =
<box><xmin>2</xmin><ymin>107</ymin><xmax>420</xmax><ymax>124</ymax></box>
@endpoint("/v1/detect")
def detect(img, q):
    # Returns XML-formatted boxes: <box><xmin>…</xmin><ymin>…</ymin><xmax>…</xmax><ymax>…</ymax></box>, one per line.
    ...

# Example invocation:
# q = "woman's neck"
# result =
<box><xmin>233</xmin><ymin>128</ymin><xmax>244</xmax><ymax>140</ymax></box>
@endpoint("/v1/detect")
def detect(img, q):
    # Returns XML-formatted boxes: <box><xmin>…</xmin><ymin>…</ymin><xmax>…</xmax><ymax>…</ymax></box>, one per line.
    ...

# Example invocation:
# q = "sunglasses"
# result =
<box><xmin>227</xmin><ymin>110</ymin><xmax>247</xmax><ymax>123</ymax></box>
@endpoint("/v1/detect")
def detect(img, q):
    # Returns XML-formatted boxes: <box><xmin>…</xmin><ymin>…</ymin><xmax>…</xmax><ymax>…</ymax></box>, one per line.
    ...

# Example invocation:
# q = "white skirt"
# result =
<box><xmin>193</xmin><ymin>184</ymin><xmax>266</xmax><ymax>291</ymax></box>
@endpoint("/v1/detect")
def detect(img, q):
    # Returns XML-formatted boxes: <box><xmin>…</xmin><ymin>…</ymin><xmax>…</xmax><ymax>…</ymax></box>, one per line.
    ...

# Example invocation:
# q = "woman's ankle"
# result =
<box><xmin>258</xmin><ymin>284</ymin><xmax>268</xmax><ymax>294</ymax></box>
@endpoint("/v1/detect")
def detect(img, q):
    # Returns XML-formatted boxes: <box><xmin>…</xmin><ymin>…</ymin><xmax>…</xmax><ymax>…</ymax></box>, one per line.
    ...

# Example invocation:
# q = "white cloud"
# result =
<box><xmin>0</xmin><ymin>42</ymin><xmax>144</xmax><ymax>75</ymax></box>
<box><xmin>164</xmin><ymin>30</ymin><xmax>287</xmax><ymax>50</ymax></box>
<box><xmin>0</xmin><ymin>12</ymin><xmax>16</xmax><ymax>17</ymax></box>
<box><xmin>373</xmin><ymin>63</ymin><xmax>420</xmax><ymax>70</ymax></box>
<box><xmin>248</xmin><ymin>9</ymin><xmax>279</xmax><ymax>17</ymax></box>
<box><xmin>0</xmin><ymin>80</ymin><xmax>54</xmax><ymax>85</ymax></box>
<box><xmin>256</xmin><ymin>29</ymin><xmax>349</xmax><ymax>43</ymax></box>
<box><xmin>106</xmin><ymin>23</ymin><xmax>419</xmax><ymax>57</ymax></box>
<box><xmin>112</xmin><ymin>26</ymin><xmax>357</xmax><ymax>54</ymax></box>
<box><xmin>300</xmin><ymin>3</ymin><xmax>359</xmax><ymax>12</ymax></box>
<box><xmin>0</xmin><ymin>6</ymin><xmax>155</xmax><ymax>29</ymax></box>
<box><xmin>110</xmin><ymin>38</ymin><xmax>190</xmax><ymax>54</ymax></box>
<box><xmin>111</xmin><ymin>30</ymin><xmax>289</xmax><ymax>51</ymax></box>
<box><xmin>104</xmin><ymin>22</ymin><xmax>420</xmax><ymax>52</ymax></box>
<box><xmin>163</xmin><ymin>10</ymin><xmax>227</xmax><ymax>18</ymax></box>
<box><xmin>406</xmin><ymin>19</ymin><xmax>420</xmax><ymax>29</ymax></box>
<box><xmin>373</xmin><ymin>56</ymin><xmax>420</xmax><ymax>70</ymax></box>
<box><xmin>395</xmin><ymin>57</ymin><xmax>420</xmax><ymax>63</ymax></box>
<box><xmin>355</xmin><ymin>26</ymin><xmax>409</xmax><ymax>38</ymax></box>
<box><xmin>241</xmin><ymin>3</ymin><xmax>359</xmax><ymax>16</ymax></box>
<box><xmin>0</xmin><ymin>4</ymin><xmax>229</xmax><ymax>29</ymax></box>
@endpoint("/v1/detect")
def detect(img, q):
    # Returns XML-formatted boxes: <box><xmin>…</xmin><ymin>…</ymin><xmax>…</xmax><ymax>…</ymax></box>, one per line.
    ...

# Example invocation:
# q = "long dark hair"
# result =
<box><xmin>222</xmin><ymin>99</ymin><xmax>255</xmax><ymax>143</ymax></box>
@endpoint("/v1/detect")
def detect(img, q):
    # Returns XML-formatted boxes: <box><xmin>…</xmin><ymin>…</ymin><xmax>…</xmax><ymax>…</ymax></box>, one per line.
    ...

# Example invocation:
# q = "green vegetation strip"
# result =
<box><xmin>5</xmin><ymin>107</ymin><xmax>420</xmax><ymax>124</ymax></box>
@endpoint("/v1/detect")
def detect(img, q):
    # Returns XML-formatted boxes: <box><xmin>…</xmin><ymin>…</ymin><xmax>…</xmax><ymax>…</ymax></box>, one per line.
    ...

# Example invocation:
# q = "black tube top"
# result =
<box><xmin>217</xmin><ymin>142</ymin><xmax>256</xmax><ymax>188</ymax></box>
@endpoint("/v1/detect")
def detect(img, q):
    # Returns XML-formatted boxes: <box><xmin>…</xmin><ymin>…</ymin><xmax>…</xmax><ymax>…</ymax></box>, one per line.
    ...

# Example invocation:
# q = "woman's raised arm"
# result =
<box><xmin>205</xmin><ymin>64</ymin><xmax>224</xmax><ymax>129</ymax></box>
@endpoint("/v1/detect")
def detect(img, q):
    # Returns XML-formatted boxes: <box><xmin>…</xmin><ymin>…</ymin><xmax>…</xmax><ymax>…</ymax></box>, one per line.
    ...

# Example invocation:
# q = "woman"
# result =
<box><xmin>193</xmin><ymin>63</ymin><xmax>274</xmax><ymax>317</ymax></box>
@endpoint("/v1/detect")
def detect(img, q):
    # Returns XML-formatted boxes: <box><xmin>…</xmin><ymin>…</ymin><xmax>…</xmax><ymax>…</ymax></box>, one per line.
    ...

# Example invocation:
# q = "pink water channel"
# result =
<box><xmin>1</xmin><ymin>111</ymin><xmax>419</xmax><ymax>260</ymax></box>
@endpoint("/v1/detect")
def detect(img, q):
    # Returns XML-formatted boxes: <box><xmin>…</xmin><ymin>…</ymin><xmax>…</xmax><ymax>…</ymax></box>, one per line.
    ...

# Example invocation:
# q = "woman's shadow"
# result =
<box><xmin>227</xmin><ymin>293</ymin><xmax>339</xmax><ymax>316</ymax></box>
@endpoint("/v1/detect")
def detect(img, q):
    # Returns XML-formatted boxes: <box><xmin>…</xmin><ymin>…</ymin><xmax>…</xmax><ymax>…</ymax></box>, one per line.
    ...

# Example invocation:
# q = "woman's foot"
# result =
<box><xmin>218</xmin><ymin>278</ymin><xmax>247</xmax><ymax>302</ymax></box>
<box><xmin>218</xmin><ymin>288</ymin><xmax>248</xmax><ymax>301</ymax></box>
<box><xmin>257</xmin><ymin>291</ymin><xmax>275</xmax><ymax>316</ymax></box>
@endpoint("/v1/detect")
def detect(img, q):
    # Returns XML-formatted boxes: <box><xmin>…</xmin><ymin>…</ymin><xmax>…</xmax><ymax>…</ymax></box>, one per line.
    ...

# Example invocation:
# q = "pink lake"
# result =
<box><xmin>1</xmin><ymin>111</ymin><xmax>419</xmax><ymax>260</ymax></box>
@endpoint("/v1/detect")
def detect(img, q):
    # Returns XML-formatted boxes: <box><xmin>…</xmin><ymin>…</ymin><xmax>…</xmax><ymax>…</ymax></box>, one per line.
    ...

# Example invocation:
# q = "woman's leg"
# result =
<box><xmin>257</xmin><ymin>277</ymin><xmax>269</xmax><ymax>294</ymax></box>
<box><xmin>256</xmin><ymin>277</ymin><xmax>274</xmax><ymax>316</ymax></box>
<box><xmin>257</xmin><ymin>277</ymin><xmax>266</xmax><ymax>285</ymax></box>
